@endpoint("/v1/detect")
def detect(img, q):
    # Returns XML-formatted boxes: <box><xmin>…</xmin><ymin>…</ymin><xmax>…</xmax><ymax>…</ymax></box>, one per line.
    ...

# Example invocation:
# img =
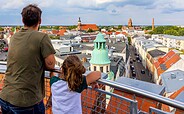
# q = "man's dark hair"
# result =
<box><xmin>21</xmin><ymin>4</ymin><xmax>42</xmax><ymax>27</ymax></box>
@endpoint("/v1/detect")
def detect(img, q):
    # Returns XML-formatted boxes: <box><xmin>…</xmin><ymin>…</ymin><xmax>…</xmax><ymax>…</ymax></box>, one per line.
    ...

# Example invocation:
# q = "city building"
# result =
<box><xmin>161</xmin><ymin>69</ymin><xmax>184</xmax><ymax>97</ymax></box>
<box><xmin>154</xmin><ymin>50</ymin><xmax>183</xmax><ymax>84</ymax></box>
<box><xmin>146</xmin><ymin>49</ymin><xmax>166</xmax><ymax>82</ymax></box>
<box><xmin>77</xmin><ymin>17</ymin><xmax>99</xmax><ymax>31</ymax></box>
<box><xmin>90</xmin><ymin>33</ymin><xmax>111</xmax><ymax>73</ymax></box>
<box><xmin>152</xmin><ymin>34</ymin><xmax>184</xmax><ymax>50</ymax></box>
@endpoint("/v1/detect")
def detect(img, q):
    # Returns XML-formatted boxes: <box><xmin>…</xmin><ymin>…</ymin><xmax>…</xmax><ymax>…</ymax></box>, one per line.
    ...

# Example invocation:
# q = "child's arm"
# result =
<box><xmin>50</xmin><ymin>72</ymin><xmax>55</xmax><ymax>78</ymax></box>
<box><xmin>86</xmin><ymin>71</ymin><xmax>101</xmax><ymax>85</ymax></box>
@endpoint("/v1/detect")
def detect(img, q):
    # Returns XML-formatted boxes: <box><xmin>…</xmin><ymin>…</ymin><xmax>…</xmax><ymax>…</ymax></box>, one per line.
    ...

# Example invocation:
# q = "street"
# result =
<box><xmin>129</xmin><ymin>45</ymin><xmax>152</xmax><ymax>83</ymax></box>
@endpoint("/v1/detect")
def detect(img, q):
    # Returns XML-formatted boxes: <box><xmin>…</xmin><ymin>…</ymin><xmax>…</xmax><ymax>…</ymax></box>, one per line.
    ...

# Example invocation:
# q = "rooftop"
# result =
<box><xmin>148</xmin><ymin>49</ymin><xmax>166</xmax><ymax>58</ymax></box>
<box><xmin>161</xmin><ymin>69</ymin><xmax>184</xmax><ymax>93</ymax></box>
<box><xmin>116</xmin><ymin>77</ymin><xmax>165</xmax><ymax>95</ymax></box>
<box><xmin>163</xmin><ymin>35</ymin><xmax>184</xmax><ymax>40</ymax></box>
<box><xmin>175</xmin><ymin>91</ymin><xmax>184</xmax><ymax>103</ymax></box>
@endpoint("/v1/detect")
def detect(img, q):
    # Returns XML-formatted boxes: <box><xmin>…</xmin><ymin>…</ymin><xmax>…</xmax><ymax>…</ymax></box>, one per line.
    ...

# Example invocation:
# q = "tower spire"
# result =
<box><xmin>128</xmin><ymin>18</ymin><xmax>133</xmax><ymax>28</ymax></box>
<box><xmin>78</xmin><ymin>17</ymin><xmax>81</xmax><ymax>22</ymax></box>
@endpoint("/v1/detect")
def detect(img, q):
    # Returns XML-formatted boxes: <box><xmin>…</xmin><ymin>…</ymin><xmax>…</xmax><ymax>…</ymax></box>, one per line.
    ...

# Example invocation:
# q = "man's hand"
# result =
<box><xmin>91</xmin><ymin>82</ymin><xmax>99</xmax><ymax>89</ymax></box>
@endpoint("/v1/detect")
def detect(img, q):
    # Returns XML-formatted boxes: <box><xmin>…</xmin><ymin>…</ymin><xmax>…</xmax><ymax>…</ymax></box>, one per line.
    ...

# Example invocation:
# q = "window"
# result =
<box><xmin>100</xmin><ymin>67</ymin><xmax>103</xmax><ymax>72</ymax></box>
<box><xmin>94</xmin><ymin>66</ymin><xmax>96</xmax><ymax>71</ymax></box>
<box><xmin>106</xmin><ymin>66</ymin><xmax>108</xmax><ymax>72</ymax></box>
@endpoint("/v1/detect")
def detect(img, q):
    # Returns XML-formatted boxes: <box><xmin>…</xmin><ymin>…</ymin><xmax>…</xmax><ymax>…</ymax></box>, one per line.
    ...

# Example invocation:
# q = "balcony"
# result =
<box><xmin>0</xmin><ymin>64</ymin><xmax>184</xmax><ymax>114</ymax></box>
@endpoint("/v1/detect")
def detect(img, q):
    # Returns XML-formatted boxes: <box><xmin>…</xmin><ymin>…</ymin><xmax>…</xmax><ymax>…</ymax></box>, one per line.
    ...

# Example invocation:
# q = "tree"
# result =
<box><xmin>178</xmin><ymin>29</ymin><xmax>184</xmax><ymax>36</ymax></box>
<box><xmin>67</xmin><ymin>25</ymin><xmax>77</xmax><ymax>30</ymax></box>
<box><xmin>153</xmin><ymin>26</ymin><xmax>164</xmax><ymax>34</ymax></box>
<box><xmin>0</xmin><ymin>27</ymin><xmax>4</xmax><ymax>31</ymax></box>
<box><xmin>87</xmin><ymin>28</ymin><xmax>94</xmax><ymax>33</ymax></box>
<box><xmin>52</xmin><ymin>26</ymin><xmax>60</xmax><ymax>30</ymax></box>
<box><xmin>164</xmin><ymin>30</ymin><xmax>178</xmax><ymax>36</ymax></box>
<box><xmin>117</xmin><ymin>25</ymin><xmax>122</xmax><ymax>30</ymax></box>
<box><xmin>143</xmin><ymin>26</ymin><xmax>152</xmax><ymax>30</ymax></box>
<box><xmin>40</xmin><ymin>26</ymin><xmax>50</xmax><ymax>29</ymax></box>
<box><xmin>127</xmin><ymin>37</ymin><xmax>131</xmax><ymax>45</ymax></box>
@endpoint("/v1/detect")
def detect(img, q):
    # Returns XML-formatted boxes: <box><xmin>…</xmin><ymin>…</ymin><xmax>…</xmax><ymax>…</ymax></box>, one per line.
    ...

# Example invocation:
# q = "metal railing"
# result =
<box><xmin>0</xmin><ymin>64</ymin><xmax>184</xmax><ymax>114</ymax></box>
<box><xmin>96</xmin><ymin>79</ymin><xmax>184</xmax><ymax>111</ymax></box>
<box><xmin>82</xmin><ymin>86</ymin><xmax>138</xmax><ymax>114</ymax></box>
<box><xmin>149</xmin><ymin>107</ymin><xmax>171</xmax><ymax>114</ymax></box>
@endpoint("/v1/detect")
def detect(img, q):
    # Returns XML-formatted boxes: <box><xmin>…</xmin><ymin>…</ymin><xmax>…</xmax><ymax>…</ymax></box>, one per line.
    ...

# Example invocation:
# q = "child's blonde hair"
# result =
<box><xmin>62</xmin><ymin>55</ymin><xmax>86</xmax><ymax>91</ymax></box>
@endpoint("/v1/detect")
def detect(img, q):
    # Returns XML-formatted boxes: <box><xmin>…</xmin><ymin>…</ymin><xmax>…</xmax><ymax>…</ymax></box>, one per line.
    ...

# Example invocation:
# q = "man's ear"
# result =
<box><xmin>39</xmin><ymin>19</ymin><xmax>42</xmax><ymax>24</ymax></box>
<box><xmin>22</xmin><ymin>18</ymin><xmax>24</xmax><ymax>24</ymax></box>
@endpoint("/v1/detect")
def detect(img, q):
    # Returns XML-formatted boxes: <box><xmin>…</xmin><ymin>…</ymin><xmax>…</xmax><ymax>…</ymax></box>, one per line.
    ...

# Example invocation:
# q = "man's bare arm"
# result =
<box><xmin>45</xmin><ymin>54</ymin><xmax>56</xmax><ymax>70</ymax></box>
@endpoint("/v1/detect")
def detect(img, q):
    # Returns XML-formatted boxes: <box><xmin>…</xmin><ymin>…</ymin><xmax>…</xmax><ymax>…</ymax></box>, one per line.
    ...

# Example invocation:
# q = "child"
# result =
<box><xmin>50</xmin><ymin>55</ymin><xmax>101</xmax><ymax>114</ymax></box>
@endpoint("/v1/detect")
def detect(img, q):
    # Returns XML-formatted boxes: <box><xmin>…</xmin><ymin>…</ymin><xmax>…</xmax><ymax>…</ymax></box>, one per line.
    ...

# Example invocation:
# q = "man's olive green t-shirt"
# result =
<box><xmin>0</xmin><ymin>29</ymin><xmax>55</xmax><ymax>107</ymax></box>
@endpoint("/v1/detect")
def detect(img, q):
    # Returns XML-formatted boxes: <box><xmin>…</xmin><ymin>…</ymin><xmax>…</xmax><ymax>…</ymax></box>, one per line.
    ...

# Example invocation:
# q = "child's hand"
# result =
<box><xmin>50</xmin><ymin>72</ymin><xmax>55</xmax><ymax>77</ymax></box>
<box><xmin>91</xmin><ymin>82</ymin><xmax>99</xmax><ymax>89</ymax></box>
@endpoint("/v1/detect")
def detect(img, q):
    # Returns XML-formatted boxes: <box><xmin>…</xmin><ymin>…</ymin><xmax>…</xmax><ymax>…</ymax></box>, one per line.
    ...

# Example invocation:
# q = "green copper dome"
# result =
<box><xmin>90</xmin><ymin>32</ymin><xmax>110</xmax><ymax>65</ymax></box>
<box><xmin>94</xmin><ymin>33</ymin><xmax>106</xmax><ymax>42</ymax></box>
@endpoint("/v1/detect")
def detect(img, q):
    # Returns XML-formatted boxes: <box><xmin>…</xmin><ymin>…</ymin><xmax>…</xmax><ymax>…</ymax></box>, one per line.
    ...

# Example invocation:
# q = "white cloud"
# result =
<box><xmin>66</xmin><ymin>0</ymin><xmax>125</xmax><ymax>9</ymax></box>
<box><xmin>154</xmin><ymin>0</ymin><xmax>184</xmax><ymax>13</ymax></box>
<box><xmin>0</xmin><ymin>0</ymin><xmax>24</xmax><ymax>9</ymax></box>
<box><xmin>0</xmin><ymin>0</ymin><xmax>184</xmax><ymax>25</ymax></box>
<box><xmin>95</xmin><ymin>0</ymin><xmax>125</xmax><ymax>4</ymax></box>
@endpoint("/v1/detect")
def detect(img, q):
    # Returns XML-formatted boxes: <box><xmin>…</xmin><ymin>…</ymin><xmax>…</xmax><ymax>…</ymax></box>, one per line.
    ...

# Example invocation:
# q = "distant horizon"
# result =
<box><xmin>0</xmin><ymin>24</ymin><xmax>183</xmax><ymax>27</ymax></box>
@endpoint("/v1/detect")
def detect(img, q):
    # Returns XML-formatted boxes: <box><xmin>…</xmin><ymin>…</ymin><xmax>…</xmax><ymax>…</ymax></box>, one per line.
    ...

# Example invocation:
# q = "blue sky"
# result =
<box><xmin>0</xmin><ymin>0</ymin><xmax>184</xmax><ymax>25</ymax></box>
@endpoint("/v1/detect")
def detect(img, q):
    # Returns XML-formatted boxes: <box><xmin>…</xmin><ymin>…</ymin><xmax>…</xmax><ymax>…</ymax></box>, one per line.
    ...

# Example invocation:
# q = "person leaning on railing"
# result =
<box><xmin>0</xmin><ymin>4</ymin><xmax>56</xmax><ymax>114</ymax></box>
<box><xmin>50</xmin><ymin>55</ymin><xmax>101</xmax><ymax>114</ymax></box>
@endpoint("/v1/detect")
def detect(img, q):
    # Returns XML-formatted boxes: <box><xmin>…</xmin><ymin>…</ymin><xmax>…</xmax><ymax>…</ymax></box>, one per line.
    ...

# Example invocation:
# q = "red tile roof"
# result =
<box><xmin>51</xmin><ymin>30</ymin><xmax>59</xmax><ymax>34</ymax></box>
<box><xmin>162</xmin><ymin>86</ymin><xmax>184</xmax><ymax>113</ymax></box>
<box><xmin>57</xmin><ymin>29</ymin><xmax>66</xmax><ymax>36</ymax></box>
<box><xmin>41</xmin><ymin>30</ymin><xmax>48</xmax><ymax>33</ymax></box>
<box><xmin>80</xmin><ymin>24</ymin><xmax>98</xmax><ymax>31</ymax></box>
<box><xmin>115</xmin><ymin>32</ymin><xmax>121</xmax><ymax>35</ymax></box>
<box><xmin>154</xmin><ymin>50</ymin><xmax>181</xmax><ymax>76</ymax></box>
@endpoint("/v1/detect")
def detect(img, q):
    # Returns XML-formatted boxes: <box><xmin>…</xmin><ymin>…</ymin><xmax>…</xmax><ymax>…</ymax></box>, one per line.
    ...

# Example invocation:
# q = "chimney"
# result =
<box><xmin>152</xmin><ymin>18</ymin><xmax>154</xmax><ymax>31</ymax></box>
<box><xmin>171</xmin><ymin>73</ymin><xmax>176</xmax><ymax>79</ymax></box>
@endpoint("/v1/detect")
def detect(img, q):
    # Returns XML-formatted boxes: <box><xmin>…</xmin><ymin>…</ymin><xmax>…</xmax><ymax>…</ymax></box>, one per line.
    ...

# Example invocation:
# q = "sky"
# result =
<box><xmin>0</xmin><ymin>0</ymin><xmax>184</xmax><ymax>26</ymax></box>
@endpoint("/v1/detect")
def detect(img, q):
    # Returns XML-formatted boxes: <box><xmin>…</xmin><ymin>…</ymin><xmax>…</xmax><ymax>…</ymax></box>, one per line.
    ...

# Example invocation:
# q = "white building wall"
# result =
<box><xmin>90</xmin><ymin>64</ymin><xmax>110</xmax><ymax>74</ymax></box>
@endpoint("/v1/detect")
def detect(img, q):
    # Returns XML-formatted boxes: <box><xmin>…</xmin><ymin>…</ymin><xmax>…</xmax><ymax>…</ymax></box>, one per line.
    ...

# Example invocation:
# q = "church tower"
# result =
<box><xmin>90</xmin><ymin>33</ymin><xmax>111</xmax><ymax>73</ymax></box>
<box><xmin>77</xmin><ymin>17</ymin><xmax>81</xmax><ymax>31</ymax></box>
<box><xmin>128</xmin><ymin>18</ymin><xmax>133</xmax><ymax>28</ymax></box>
<box><xmin>152</xmin><ymin>18</ymin><xmax>154</xmax><ymax>31</ymax></box>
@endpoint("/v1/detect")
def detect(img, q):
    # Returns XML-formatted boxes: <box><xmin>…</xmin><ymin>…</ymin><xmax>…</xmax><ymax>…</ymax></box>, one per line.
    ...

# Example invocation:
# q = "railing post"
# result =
<box><xmin>130</xmin><ymin>100</ymin><xmax>138</xmax><ymax>114</ymax></box>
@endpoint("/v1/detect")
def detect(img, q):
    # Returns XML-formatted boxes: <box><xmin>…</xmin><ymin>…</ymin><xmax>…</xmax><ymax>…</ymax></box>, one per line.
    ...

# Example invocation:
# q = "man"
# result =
<box><xmin>0</xmin><ymin>4</ymin><xmax>55</xmax><ymax>114</ymax></box>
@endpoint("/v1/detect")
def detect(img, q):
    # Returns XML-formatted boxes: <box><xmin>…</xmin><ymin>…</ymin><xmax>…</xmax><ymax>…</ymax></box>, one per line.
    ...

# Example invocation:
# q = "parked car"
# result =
<box><xmin>136</xmin><ymin>56</ymin><xmax>139</xmax><ymax>60</ymax></box>
<box><xmin>130</xmin><ymin>60</ymin><xmax>133</xmax><ymax>64</ymax></box>
<box><xmin>132</xmin><ymin>71</ymin><xmax>136</xmax><ymax>77</ymax></box>
<box><xmin>141</xmin><ymin>70</ymin><xmax>145</xmax><ymax>74</ymax></box>
<box><xmin>130</xmin><ymin>65</ymin><xmax>134</xmax><ymax>70</ymax></box>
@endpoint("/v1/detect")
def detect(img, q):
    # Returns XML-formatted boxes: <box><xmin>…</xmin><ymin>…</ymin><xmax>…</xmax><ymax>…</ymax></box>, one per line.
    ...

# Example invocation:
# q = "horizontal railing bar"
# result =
<box><xmin>149</xmin><ymin>107</ymin><xmax>170</xmax><ymax>114</ymax></box>
<box><xmin>87</xmin><ymin>86</ymin><xmax>137</xmax><ymax>103</ymax></box>
<box><xmin>97</xmin><ymin>79</ymin><xmax>184</xmax><ymax>110</ymax></box>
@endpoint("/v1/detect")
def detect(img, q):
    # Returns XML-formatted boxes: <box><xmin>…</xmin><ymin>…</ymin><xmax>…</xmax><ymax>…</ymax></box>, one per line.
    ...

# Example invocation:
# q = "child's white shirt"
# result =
<box><xmin>50</xmin><ymin>76</ymin><xmax>87</xmax><ymax>114</ymax></box>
